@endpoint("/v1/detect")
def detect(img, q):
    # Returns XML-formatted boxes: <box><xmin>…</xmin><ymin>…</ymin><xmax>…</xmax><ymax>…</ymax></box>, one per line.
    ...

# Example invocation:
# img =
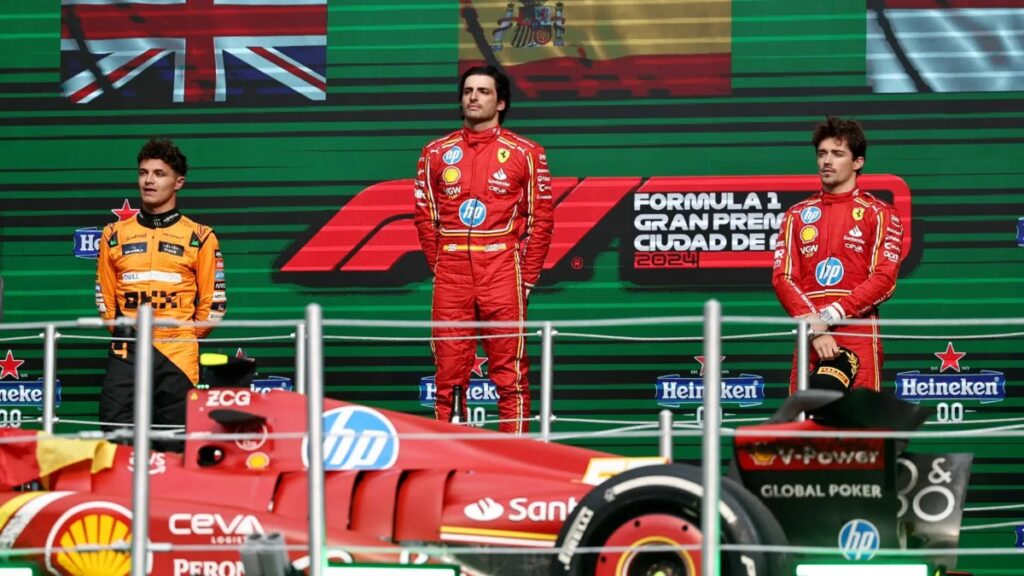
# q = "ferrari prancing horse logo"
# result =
<box><xmin>497</xmin><ymin>148</ymin><xmax>510</xmax><ymax>163</ymax></box>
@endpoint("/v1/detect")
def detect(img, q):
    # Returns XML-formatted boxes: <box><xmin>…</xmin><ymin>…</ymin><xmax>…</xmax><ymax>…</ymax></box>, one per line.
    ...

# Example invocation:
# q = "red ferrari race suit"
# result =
<box><xmin>772</xmin><ymin>188</ymin><xmax>904</xmax><ymax>392</ymax></box>
<box><xmin>414</xmin><ymin>126</ymin><xmax>554</xmax><ymax>433</ymax></box>
<box><xmin>96</xmin><ymin>209</ymin><xmax>226</xmax><ymax>434</ymax></box>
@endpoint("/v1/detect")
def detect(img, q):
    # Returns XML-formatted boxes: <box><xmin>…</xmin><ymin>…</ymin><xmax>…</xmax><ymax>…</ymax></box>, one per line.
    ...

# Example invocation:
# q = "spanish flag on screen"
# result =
<box><xmin>460</xmin><ymin>0</ymin><xmax>732</xmax><ymax>99</ymax></box>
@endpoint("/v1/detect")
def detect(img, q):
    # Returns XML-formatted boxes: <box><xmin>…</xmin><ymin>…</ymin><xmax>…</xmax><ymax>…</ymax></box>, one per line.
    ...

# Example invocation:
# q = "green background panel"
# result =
<box><xmin>1</xmin><ymin>1</ymin><xmax>1022</xmax><ymax>572</ymax></box>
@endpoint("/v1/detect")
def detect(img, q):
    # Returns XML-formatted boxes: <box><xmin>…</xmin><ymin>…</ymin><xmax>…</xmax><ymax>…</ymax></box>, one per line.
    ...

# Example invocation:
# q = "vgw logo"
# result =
<box><xmin>838</xmin><ymin>519</ymin><xmax>879</xmax><ymax>561</ymax></box>
<box><xmin>302</xmin><ymin>406</ymin><xmax>400</xmax><ymax>471</ymax></box>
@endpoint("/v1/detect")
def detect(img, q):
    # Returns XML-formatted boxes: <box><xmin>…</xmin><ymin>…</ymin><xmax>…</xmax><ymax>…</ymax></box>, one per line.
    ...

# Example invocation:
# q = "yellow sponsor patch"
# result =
<box><xmin>442</xmin><ymin>166</ymin><xmax>461</xmax><ymax>185</ymax></box>
<box><xmin>817</xmin><ymin>366</ymin><xmax>850</xmax><ymax>388</ymax></box>
<box><xmin>246</xmin><ymin>452</ymin><xmax>270</xmax><ymax>470</ymax></box>
<box><xmin>47</xmin><ymin>502</ymin><xmax>134</xmax><ymax>576</ymax></box>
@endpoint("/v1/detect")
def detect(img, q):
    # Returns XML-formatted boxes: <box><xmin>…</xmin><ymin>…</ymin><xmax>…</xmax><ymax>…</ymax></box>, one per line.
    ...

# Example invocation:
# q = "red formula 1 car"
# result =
<box><xmin>0</xmin><ymin>386</ymin><xmax>970</xmax><ymax>576</ymax></box>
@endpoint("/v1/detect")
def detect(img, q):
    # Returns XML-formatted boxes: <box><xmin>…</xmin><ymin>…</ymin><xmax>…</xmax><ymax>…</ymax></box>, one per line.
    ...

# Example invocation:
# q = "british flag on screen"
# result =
<box><xmin>60</xmin><ymin>0</ymin><xmax>327</xmax><ymax>104</ymax></box>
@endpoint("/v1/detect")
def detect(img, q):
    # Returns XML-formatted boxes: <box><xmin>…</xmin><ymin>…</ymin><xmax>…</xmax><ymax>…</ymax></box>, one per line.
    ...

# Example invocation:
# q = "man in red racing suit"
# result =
<box><xmin>773</xmin><ymin>117</ymin><xmax>904</xmax><ymax>392</ymax></box>
<box><xmin>414</xmin><ymin>65</ymin><xmax>554</xmax><ymax>433</ymax></box>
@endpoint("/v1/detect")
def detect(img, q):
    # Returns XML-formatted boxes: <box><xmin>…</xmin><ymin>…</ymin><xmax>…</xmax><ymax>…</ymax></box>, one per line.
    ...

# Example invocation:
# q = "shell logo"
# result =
<box><xmin>45</xmin><ymin>502</ymin><xmax>150</xmax><ymax>576</ymax></box>
<box><xmin>749</xmin><ymin>444</ymin><xmax>777</xmax><ymax>466</ymax></box>
<box><xmin>246</xmin><ymin>452</ymin><xmax>270</xmax><ymax>470</ymax></box>
<box><xmin>441</xmin><ymin>166</ymin><xmax>461</xmax><ymax>185</ymax></box>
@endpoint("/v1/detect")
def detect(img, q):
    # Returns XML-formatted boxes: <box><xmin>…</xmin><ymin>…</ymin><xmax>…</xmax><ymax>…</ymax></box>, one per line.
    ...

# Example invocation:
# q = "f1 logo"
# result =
<box><xmin>815</xmin><ymin>257</ymin><xmax>844</xmax><ymax>287</ymax></box>
<box><xmin>275</xmin><ymin>174</ymin><xmax>917</xmax><ymax>288</ymax></box>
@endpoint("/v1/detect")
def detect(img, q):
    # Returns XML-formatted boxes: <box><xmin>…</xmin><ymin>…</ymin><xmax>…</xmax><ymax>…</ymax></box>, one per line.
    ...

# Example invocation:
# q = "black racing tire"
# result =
<box><xmin>550</xmin><ymin>464</ymin><xmax>790</xmax><ymax>576</ymax></box>
<box><xmin>720</xmin><ymin>473</ymin><xmax>792</xmax><ymax>576</ymax></box>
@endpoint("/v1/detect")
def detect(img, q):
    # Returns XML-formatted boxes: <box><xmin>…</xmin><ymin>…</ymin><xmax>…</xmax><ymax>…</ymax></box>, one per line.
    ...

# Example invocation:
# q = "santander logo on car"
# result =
<box><xmin>463</xmin><ymin>497</ymin><xmax>579</xmax><ymax>523</ymax></box>
<box><xmin>464</xmin><ymin>498</ymin><xmax>505</xmax><ymax>522</ymax></box>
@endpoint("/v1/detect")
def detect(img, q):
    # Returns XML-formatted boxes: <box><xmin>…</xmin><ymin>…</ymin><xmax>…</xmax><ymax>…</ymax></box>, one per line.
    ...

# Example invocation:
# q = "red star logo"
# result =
<box><xmin>934</xmin><ymin>342</ymin><xmax>966</xmax><ymax>373</ymax></box>
<box><xmin>0</xmin><ymin>350</ymin><xmax>25</xmax><ymax>380</ymax></box>
<box><xmin>111</xmin><ymin>199</ymin><xmax>140</xmax><ymax>221</ymax></box>
<box><xmin>695</xmin><ymin>355</ymin><xmax>726</xmax><ymax>376</ymax></box>
<box><xmin>471</xmin><ymin>355</ymin><xmax>488</xmax><ymax>377</ymax></box>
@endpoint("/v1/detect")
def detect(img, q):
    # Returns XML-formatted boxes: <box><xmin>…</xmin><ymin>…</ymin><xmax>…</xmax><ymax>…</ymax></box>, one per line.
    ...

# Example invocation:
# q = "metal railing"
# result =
<box><xmin>5</xmin><ymin>305</ymin><xmax>1024</xmax><ymax>573</ymax></box>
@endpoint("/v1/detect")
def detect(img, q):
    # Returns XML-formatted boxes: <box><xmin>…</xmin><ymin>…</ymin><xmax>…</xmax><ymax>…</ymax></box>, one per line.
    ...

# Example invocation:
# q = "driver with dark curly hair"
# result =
<box><xmin>773</xmin><ymin>117</ymin><xmax>904</xmax><ymax>393</ymax></box>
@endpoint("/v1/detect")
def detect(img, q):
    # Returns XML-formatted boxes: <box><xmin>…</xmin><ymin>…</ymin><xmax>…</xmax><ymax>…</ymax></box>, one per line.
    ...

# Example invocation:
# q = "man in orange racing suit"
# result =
<box><xmin>773</xmin><ymin>116</ymin><xmax>904</xmax><ymax>392</ymax></box>
<box><xmin>96</xmin><ymin>138</ymin><xmax>225</xmax><ymax>445</ymax></box>
<box><xmin>414</xmin><ymin>65</ymin><xmax>554</xmax><ymax>434</ymax></box>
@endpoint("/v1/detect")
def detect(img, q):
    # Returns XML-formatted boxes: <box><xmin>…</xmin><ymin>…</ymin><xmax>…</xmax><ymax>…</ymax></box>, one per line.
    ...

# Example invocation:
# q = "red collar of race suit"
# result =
<box><xmin>817</xmin><ymin>187</ymin><xmax>860</xmax><ymax>204</ymax></box>
<box><xmin>460</xmin><ymin>125</ymin><xmax>501</xmax><ymax>147</ymax></box>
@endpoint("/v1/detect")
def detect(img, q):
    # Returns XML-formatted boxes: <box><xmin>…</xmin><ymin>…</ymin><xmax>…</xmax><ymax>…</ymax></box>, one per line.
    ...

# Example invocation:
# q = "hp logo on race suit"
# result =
<box><xmin>459</xmin><ymin>199</ymin><xmax>487</xmax><ymax>227</ymax></box>
<box><xmin>838</xmin><ymin>519</ymin><xmax>879</xmax><ymax>561</ymax></box>
<box><xmin>443</xmin><ymin>146</ymin><xmax>463</xmax><ymax>165</ymax></box>
<box><xmin>800</xmin><ymin>206</ymin><xmax>821</xmax><ymax>224</ymax></box>
<box><xmin>304</xmin><ymin>406</ymin><xmax>400</xmax><ymax>471</ymax></box>
<box><xmin>815</xmin><ymin>257</ymin><xmax>844</xmax><ymax>287</ymax></box>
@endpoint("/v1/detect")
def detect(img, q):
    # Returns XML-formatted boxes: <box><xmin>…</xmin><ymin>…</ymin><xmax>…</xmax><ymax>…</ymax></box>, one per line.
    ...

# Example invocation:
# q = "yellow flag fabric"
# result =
<box><xmin>460</xmin><ymin>0</ymin><xmax>731</xmax><ymax>98</ymax></box>
<box><xmin>37</xmin><ymin>433</ymin><xmax>118</xmax><ymax>479</ymax></box>
<box><xmin>0</xmin><ymin>429</ymin><xmax>117</xmax><ymax>487</ymax></box>
<box><xmin>462</xmin><ymin>0</ymin><xmax>730</xmax><ymax>63</ymax></box>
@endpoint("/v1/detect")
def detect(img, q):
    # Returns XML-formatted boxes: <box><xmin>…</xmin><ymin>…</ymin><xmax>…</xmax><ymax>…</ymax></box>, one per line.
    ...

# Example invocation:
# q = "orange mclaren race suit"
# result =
<box><xmin>96</xmin><ymin>209</ymin><xmax>225</xmax><ymax>436</ymax></box>
<box><xmin>773</xmin><ymin>188</ymin><xmax>904</xmax><ymax>392</ymax></box>
<box><xmin>414</xmin><ymin>126</ymin><xmax>554</xmax><ymax>433</ymax></box>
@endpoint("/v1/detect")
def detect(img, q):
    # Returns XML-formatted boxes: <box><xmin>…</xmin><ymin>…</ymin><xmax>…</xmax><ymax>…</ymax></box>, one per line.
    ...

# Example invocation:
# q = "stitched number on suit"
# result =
<box><xmin>124</xmin><ymin>291</ymin><xmax>179</xmax><ymax>310</ymax></box>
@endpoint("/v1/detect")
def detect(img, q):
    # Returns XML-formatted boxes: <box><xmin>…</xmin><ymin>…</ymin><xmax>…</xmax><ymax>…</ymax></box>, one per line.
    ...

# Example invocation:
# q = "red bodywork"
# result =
<box><xmin>0</xmin><ymin>389</ymin><xmax>657</xmax><ymax>575</ymax></box>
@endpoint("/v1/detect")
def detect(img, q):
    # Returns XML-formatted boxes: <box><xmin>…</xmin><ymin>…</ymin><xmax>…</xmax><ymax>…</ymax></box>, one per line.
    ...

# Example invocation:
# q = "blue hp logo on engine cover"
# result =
<box><xmin>308</xmin><ymin>406</ymin><xmax>400</xmax><ymax>471</ymax></box>
<box><xmin>838</xmin><ymin>519</ymin><xmax>879</xmax><ymax>561</ymax></box>
<box><xmin>459</xmin><ymin>199</ymin><xmax>487</xmax><ymax>227</ymax></box>
<box><xmin>815</xmin><ymin>257</ymin><xmax>844</xmax><ymax>287</ymax></box>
